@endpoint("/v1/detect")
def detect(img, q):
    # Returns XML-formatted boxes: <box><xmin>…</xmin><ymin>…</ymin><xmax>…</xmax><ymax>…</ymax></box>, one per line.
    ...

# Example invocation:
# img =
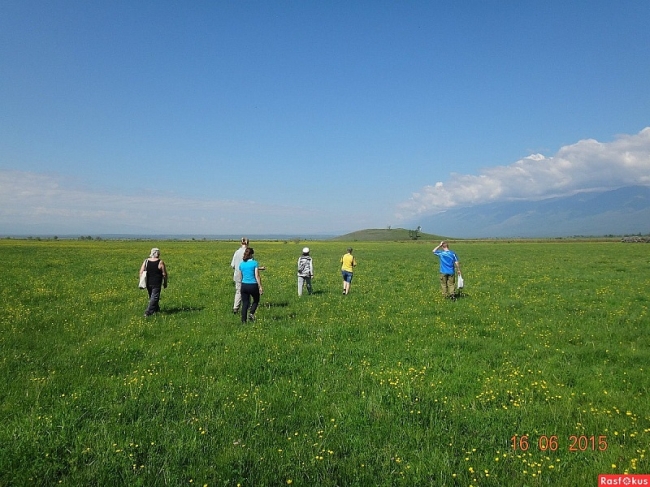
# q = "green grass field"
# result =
<box><xmin>1</xmin><ymin>239</ymin><xmax>648</xmax><ymax>486</ymax></box>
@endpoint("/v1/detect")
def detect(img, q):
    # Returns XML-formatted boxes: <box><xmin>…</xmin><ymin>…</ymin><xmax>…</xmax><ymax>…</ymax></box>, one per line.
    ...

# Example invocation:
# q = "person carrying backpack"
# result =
<box><xmin>297</xmin><ymin>247</ymin><xmax>314</xmax><ymax>296</ymax></box>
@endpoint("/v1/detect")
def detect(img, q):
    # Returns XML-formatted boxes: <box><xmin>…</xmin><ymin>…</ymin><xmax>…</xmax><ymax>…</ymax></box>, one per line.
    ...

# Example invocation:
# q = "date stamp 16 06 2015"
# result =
<box><xmin>510</xmin><ymin>435</ymin><xmax>649</xmax><ymax>485</ymax></box>
<box><xmin>511</xmin><ymin>434</ymin><xmax>608</xmax><ymax>452</ymax></box>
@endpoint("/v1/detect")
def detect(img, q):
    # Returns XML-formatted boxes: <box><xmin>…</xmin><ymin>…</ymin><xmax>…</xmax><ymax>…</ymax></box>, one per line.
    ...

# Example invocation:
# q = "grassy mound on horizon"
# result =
<box><xmin>331</xmin><ymin>227</ymin><xmax>447</xmax><ymax>242</ymax></box>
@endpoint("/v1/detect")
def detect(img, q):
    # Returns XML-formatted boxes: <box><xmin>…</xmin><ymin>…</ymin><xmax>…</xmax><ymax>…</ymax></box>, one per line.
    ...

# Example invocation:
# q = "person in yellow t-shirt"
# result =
<box><xmin>340</xmin><ymin>247</ymin><xmax>357</xmax><ymax>295</ymax></box>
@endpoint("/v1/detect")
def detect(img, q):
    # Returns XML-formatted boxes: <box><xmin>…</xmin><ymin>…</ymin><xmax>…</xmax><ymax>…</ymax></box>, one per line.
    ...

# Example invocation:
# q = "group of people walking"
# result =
<box><xmin>138</xmin><ymin>239</ymin><xmax>462</xmax><ymax>319</ymax></box>
<box><xmin>228</xmin><ymin>240</ymin><xmax>356</xmax><ymax>324</ymax></box>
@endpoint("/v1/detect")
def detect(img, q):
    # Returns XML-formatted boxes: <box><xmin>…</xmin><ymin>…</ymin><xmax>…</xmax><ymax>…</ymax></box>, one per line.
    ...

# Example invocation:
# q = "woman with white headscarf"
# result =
<box><xmin>139</xmin><ymin>247</ymin><xmax>168</xmax><ymax>316</ymax></box>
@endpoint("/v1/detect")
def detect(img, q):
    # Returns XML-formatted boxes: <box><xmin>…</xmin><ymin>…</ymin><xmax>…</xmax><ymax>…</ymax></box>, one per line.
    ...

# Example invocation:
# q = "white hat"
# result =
<box><xmin>302</xmin><ymin>247</ymin><xmax>310</xmax><ymax>254</ymax></box>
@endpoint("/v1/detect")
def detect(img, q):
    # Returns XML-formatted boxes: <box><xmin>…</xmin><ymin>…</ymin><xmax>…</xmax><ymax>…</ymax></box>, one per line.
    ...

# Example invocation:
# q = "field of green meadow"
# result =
<box><xmin>0</xmin><ymin>238</ymin><xmax>648</xmax><ymax>486</ymax></box>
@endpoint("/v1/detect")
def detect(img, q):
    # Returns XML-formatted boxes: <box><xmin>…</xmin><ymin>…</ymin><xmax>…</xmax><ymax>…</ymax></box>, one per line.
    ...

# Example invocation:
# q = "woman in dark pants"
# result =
<box><xmin>140</xmin><ymin>247</ymin><xmax>168</xmax><ymax>316</ymax></box>
<box><xmin>238</xmin><ymin>247</ymin><xmax>263</xmax><ymax>323</ymax></box>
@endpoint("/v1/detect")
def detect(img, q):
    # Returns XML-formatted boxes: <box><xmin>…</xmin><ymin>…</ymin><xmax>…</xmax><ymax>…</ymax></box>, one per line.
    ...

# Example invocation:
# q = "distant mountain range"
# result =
<box><xmin>412</xmin><ymin>186</ymin><xmax>650</xmax><ymax>238</ymax></box>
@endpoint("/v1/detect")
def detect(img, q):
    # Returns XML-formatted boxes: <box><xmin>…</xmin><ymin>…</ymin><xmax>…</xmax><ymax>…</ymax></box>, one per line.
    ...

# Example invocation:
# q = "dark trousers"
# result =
<box><xmin>145</xmin><ymin>286</ymin><xmax>161</xmax><ymax>316</ymax></box>
<box><xmin>240</xmin><ymin>283</ymin><xmax>260</xmax><ymax>322</ymax></box>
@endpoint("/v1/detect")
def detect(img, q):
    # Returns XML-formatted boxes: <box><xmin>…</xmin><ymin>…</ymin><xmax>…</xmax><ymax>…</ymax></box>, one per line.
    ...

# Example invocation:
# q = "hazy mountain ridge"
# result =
<box><xmin>413</xmin><ymin>186</ymin><xmax>650</xmax><ymax>238</ymax></box>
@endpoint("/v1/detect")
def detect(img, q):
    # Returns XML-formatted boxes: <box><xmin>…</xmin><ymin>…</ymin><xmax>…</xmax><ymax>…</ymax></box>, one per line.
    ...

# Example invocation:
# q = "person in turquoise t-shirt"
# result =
<box><xmin>238</xmin><ymin>247</ymin><xmax>263</xmax><ymax>323</ymax></box>
<box><xmin>432</xmin><ymin>241</ymin><xmax>462</xmax><ymax>300</ymax></box>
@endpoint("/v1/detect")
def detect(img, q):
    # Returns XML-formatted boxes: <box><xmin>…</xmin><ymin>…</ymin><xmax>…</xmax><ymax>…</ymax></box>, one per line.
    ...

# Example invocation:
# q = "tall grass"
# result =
<box><xmin>0</xmin><ymin>239</ymin><xmax>648</xmax><ymax>486</ymax></box>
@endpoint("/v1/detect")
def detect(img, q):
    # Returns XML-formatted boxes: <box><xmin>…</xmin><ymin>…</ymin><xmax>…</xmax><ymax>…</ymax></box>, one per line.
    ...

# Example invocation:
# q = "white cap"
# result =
<box><xmin>302</xmin><ymin>247</ymin><xmax>310</xmax><ymax>254</ymax></box>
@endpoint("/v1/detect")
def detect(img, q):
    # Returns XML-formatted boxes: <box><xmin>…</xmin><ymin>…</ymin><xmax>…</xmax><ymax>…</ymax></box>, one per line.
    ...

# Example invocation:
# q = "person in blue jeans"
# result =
<box><xmin>432</xmin><ymin>241</ymin><xmax>462</xmax><ymax>300</ymax></box>
<box><xmin>239</xmin><ymin>247</ymin><xmax>263</xmax><ymax>323</ymax></box>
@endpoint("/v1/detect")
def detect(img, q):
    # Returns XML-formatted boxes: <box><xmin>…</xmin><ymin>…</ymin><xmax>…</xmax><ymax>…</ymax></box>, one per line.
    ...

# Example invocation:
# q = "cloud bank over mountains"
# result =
<box><xmin>414</xmin><ymin>186</ymin><xmax>650</xmax><ymax>238</ymax></box>
<box><xmin>397</xmin><ymin>127</ymin><xmax>650</xmax><ymax>219</ymax></box>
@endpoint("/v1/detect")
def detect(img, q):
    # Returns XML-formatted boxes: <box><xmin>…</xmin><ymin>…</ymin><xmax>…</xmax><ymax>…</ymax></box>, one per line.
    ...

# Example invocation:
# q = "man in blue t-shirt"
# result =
<box><xmin>433</xmin><ymin>241</ymin><xmax>462</xmax><ymax>300</ymax></box>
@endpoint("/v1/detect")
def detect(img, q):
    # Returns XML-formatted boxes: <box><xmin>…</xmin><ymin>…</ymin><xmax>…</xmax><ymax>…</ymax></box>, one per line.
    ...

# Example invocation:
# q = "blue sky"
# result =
<box><xmin>1</xmin><ymin>1</ymin><xmax>649</xmax><ymax>235</ymax></box>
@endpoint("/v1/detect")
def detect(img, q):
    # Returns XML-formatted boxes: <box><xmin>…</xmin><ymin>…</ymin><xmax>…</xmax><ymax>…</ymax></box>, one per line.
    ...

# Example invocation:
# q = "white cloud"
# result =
<box><xmin>0</xmin><ymin>170</ymin><xmax>321</xmax><ymax>235</ymax></box>
<box><xmin>397</xmin><ymin>127</ymin><xmax>650</xmax><ymax>218</ymax></box>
